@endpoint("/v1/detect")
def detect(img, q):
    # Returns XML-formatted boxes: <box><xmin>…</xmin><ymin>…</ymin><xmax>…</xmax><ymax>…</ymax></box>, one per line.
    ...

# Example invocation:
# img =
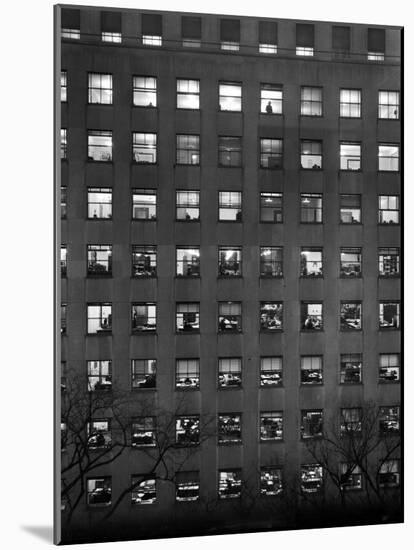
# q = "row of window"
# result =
<box><xmin>61</xmin><ymin>74</ymin><xmax>400</xmax><ymax>121</ymax></box>
<box><xmin>61</xmin><ymin>129</ymin><xmax>400</xmax><ymax>172</ymax></box>
<box><xmin>62</xmin><ymin>352</ymin><xmax>401</xmax><ymax>391</ymax></box>
<box><xmin>76</xmin><ymin>457</ymin><xmax>400</xmax><ymax>510</ymax></box>
<box><xmin>61</xmin><ymin>9</ymin><xmax>391</xmax><ymax>61</ymax></box>
<box><xmin>61</xmin><ymin>301</ymin><xmax>401</xmax><ymax>335</ymax></box>
<box><xmin>61</xmin><ymin>188</ymin><xmax>400</xmax><ymax>226</ymax></box>
<box><xmin>61</xmin><ymin>245</ymin><xmax>400</xmax><ymax>279</ymax></box>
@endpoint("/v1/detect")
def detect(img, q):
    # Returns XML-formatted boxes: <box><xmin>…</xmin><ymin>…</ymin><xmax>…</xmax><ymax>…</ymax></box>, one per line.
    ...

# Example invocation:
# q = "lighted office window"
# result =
<box><xmin>176</xmin><ymin>472</ymin><xmax>200</xmax><ymax>502</ymax></box>
<box><xmin>132</xmin><ymin>245</ymin><xmax>157</xmax><ymax>277</ymax></box>
<box><xmin>61</xmin><ymin>8</ymin><xmax>80</xmax><ymax>40</ymax></box>
<box><xmin>340</xmin><ymin>89</ymin><xmax>361</xmax><ymax>118</ymax></box>
<box><xmin>87</xmin><ymin>244</ymin><xmax>112</xmax><ymax>276</ymax></box>
<box><xmin>260</xmin><ymin>84</ymin><xmax>283</xmax><ymax>114</ymax></box>
<box><xmin>218</xmin><ymin>470</ymin><xmax>242</xmax><ymax>499</ymax></box>
<box><xmin>367</xmin><ymin>28</ymin><xmax>385</xmax><ymax>61</ymax></box>
<box><xmin>61</xmin><ymin>303</ymin><xmax>66</xmax><ymax>334</ymax></box>
<box><xmin>379</xmin><ymin>247</ymin><xmax>400</xmax><ymax>277</ymax></box>
<box><xmin>379</xmin><ymin>406</ymin><xmax>400</xmax><ymax>434</ymax></box>
<box><xmin>340</xmin><ymin>194</ymin><xmax>361</xmax><ymax>224</ymax></box>
<box><xmin>340</xmin><ymin>354</ymin><xmax>362</xmax><ymax>384</ymax></box>
<box><xmin>301</xmin><ymin>410</ymin><xmax>323</xmax><ymax>439</ymax></box>
<box><xmin>218</xmin><ymin>358</ymin><xmax>242</xmax><ymax>388</ymax></box>
<box><xmin>176</xmin><ymin>416</ymin><xmax>200</xmax><ymax>445</ymax></box>
<box><xmin>132</xmin><ymin>303</ymin><xmax>157</xmax><ymax>332</ymax></box>
<box><xmin>176</xmin><ymin>302</ymin><xmax>200</xmax><ymax>332</ymax></box>
<box><xmin>219</xmin><ymin>191</ymin><xmax>242</xmax><ymax>221</ymax></box>
<box><xmin>296</xmin><ymin>24</ymin><xmax>314</xmax><ymax>55</ymax></box>
<box><xmin>218</xmin><ymin>302</ymin><xmax>242</xmax><ymax>333</ymax></box>
<box><xmin>260</xmin><ymin>138</ymin><xmax>283</xmax><ymax>169</ymax></box>
<box><xmin>176</xmin><ymin>247</ymin><xmax>200</xmax><ymax>277</ymax></box>
<box><xmin>131</xmin><ymin>477</ymin><xmax>156</xmax><ymax>504</ymax></box>
<box><xmin>131</xmin><ymin>359</ymin><xmax>156</xmax><ymax>389</ymax></box>
<box><xmin>260</xmin><ymin>193</ymin><xmax>283</xmax><ymax>222</ymax></box>
<box><xmin>132</xmin><ymin>132</ymin><xmax>157</xmax><ymax>163</ymax></box>
<box><xmin>101</xmin><ymin>11</ymin><xmax>121</xmax><ymax>42</ymax></box>
<box><xmin>218</xmin><ymin>136</ymin><xmax>242</xmax><ymax>167</ymax></box>
<box><xmin>340</xmin><ymin>302</ymin><xmax>362</xmax><ymax>331</ymax></box>
<box><xmin>61</xmin><ymin>246</ymin><xmax>67</xmax><ymax>277</ymax></box>
<box><xmin>87</xmin><ymin>187</ymin><xmax>112</xmax><ymax>219</ymax></box>
<box><xmin>378</xmin><ymin>460</ymin><xmax>400</xmax><ymax>488</ymax></box>
<box><xmin>219</xmin><ymin>82</ymin><xmax>242</xmax><ymax>111</ymax></box>
<box><xmin>260</xmin><ymin>302</ymin><xmax>283</xmax><ymax>331</ymax></box>
<box><xmin>87</xmin><ymin>130</ymin><xmax>112</xmax><ymax>162</ymax></box>
<box><xmin>218</xmin><ymin>247</ymin><xmax>242</xmax><ymax>277</ymax></box>
<box><xmin>132</xmin><ymin>189</ymin><xmax>156</xmax><ymax>220</ymax></box>
<box><xmin>176</xmin><ymin>359</ymin><xmax>200</xmax><ymax>389</ymax></box>
<box><xmin>142</xmin><ymin>14</ymin><xmax>162</xmax><ymax>46</ymax></box>
<box><xmin>340</xmin><ymin>464</ymin><xmax>362</xmax><ymax>491</ymax></box>
<box><xmin>260</xmin><ymin>247</ymin><xmax>283</xmax><ymax>278</ymax></box>
<box><xmin>133</xmin><ymin>76</ymin><xmax>157</xmax><ymax>107</ymax></box>
<box><xmin>301</xmin><ymin>465</ymin><xmax>323</xmax><ymax>493</ymax></box>
<box><xmin>61</xmin><ymin>129</ymin><xmax>67</xmax><ymax>159</ymax></box>
<box><xmin>87</xmin><ymin>477</ymin><xmax>111</xmax><ymax>507</ymax></box>
<box><xmin>260</xmin><ymin>412</ymin><xmax>283</xmax><ymax>441</ymax></box>
<box><xmin>301</xmin><ymin>302</ymin><xmax>323</xmax><ymax>331</ymax></box>
<box><xmin>260</xmin><ymin>468</ymin><xmax>283</xmax><ymax>496</ymax></box>
<box><xmin>260</xmin><ymin>357</ymin><xmax>283</xmax><ymax>387</ymax></box>
<box><xmin>340</xmin><ymin>248</ymin><xmax>362</xmax><ymax>278</ymax></box>
<box><xmin>61</xmin><ymin>187</ymin><xmax>67</xmax><ymax>219</ymax></box>
<box><xmin>87</xmin><ymin>420</ymin><xmax>111</xmax><ymax>449</ymax></box>
<box><xmin>87</xmin><ymin>303</ymin><xmax>112</xmax><ymax>334</ymax></box>
<box><xmin>218</xmin><ymin>414</ymin><xmax>242</xmax><ymax>444</ymax></box>
<box><xmin>142</xmin><ymin>35</ymin><xmax>162</xmax><ymax>46</ymax></box>
<box><xmin>300</xmin><ymin>248</ymin><xmax>323</xmax><ymax>277</ymax></box>
<box><xmin>300</xmin><ymin>140</ymin><xmax>322</xmax><ymax>169</ymax></box>
<box><xmin>62</xmin><ymin>28</ymin><xmax>80</xmax><ymax>40</ymax></box>
<box><xmin>340</xmin><ymin>408</ymin><xmax>362</xmax><ymax>435</ymax></box>
<box><xmin>378</xmin><ymin>144</ymin><xmax>399</xmax><ymax>171</ymax></box>
<box><xmin>131</xmin><ymin>417</ymin><xmax>156</xmax><ymax>447</ymax></box>
<box><xmin>176</xmin><ymin>134</ymin><xmax>200</xmax><ymax>165</ymax></box>
<box><xmin>301</xmin><ymin>356</ymin><xmax>323</xmax><ymax>385</ymax></box>
<box><xmin>87</xmin><ymin>360</ymin><xmax>112</xmax><ymax>392</ymax></box>
<box><xmin>301</xmin><ymin>87</ymin><xmax>322</xmax><ymax>116</ymax></box>
<box><xmin>300</xmin><ymin>193</ymin><xmax>322</xmax><ymax>223</ymax></box>
<box><xmin>61</xmin><ymin>71</ymin><xmax>67</xmax><ymax>102</ymax></box>
<box><xmin>176</xmin><ymin>190</ymin><xmax>200</xmax><ymax>220</ymax></box>
<box><xmin>379</xmin><ymin>354</ymin><xmax>400</xmax><ymax>383</ymax></box>
<box><xmin>88</xmin><ymin>73</ymin><xmax>113</xmax><ymax>104</ymax></box>
<box><xmin>340</xmin><ymin>142</ymin><xmax>361</xmax><ymax>170</ymax></box>
<box><xmin>177</xmin><ymin>79</ymin><xmax>200</xmax><ymax>109</ymax></box>
<box><xmin>378</xmin><ymin>91</ymin><xmax>399</xmax><ymax>119</ymax></box>
<box><xmin>378</xmin><ymin>195</ymin><xmax>399</xmax><ymax>224</ymax></box>
<box><xmin>102</xmin><ymin>31</ymin><xmax>121</xmax><ymax>42</ymax></box>
<box><xmin>258</xmin><ymin>20</ymin><xmax>278</xmax><ymax>54</ymax></box>
<box><xmin>296</xmin><ymin>47</ymin><xmax>314</xmax><ymax>56</ymax></box>
<box><xmin>379</xmin><ymin>302</ymin><xmax>400</xmax><ymax>330</ymax></box>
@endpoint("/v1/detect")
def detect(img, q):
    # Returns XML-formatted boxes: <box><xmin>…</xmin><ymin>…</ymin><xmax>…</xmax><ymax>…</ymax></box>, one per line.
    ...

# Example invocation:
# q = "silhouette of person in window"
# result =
<box><xmin>266</xmin><ymin>101</ymin><xmax>273</xmax><ymax>114</ymax></box>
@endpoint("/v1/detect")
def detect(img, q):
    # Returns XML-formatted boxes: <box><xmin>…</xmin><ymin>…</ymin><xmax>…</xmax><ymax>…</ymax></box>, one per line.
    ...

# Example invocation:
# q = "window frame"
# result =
<box><xmin>300</xmin><ymin>247</ymin><xmax>323</xmax><ymax>278</ymax></box>
<box><xmin>132</xmin><ymin>132</ymin><xmax>157</xmax><ymax>164</ymax></box>
<box><xmin>87</xmin><ymin>244</ymin><xmax>112</xmax><ymax>277</ymax></box>
<box><xmin>378</xmin><ymin>195</ymin><xmax>399</xmax><ymax>225</ymax></box>
<box><xmin>378</xmin><ymin>90</ymin><xmax>400</xmax><ymax>120</ymax></box>
<box><xmin>340</xmin><ymin>353</ymin><xmax>363</xmax><ymax>385</ymax></box>
<box><xmin>300</xmin><ymin>86</ymin><xmax>323</xmax><ymax>117</ymax></box>
<box><xmin>218</xmin><ymin>302</ymin><xmax>242</xmax><ymax>333</ymax></box>
<box><xmin>87</xmin><ymin>360</ymin><xmax>112</xmax><ymax>392</ymax></box>
<box><xmin>378</xmin><ymin>143</ymin><xmax>400</xmax><ymax>172</ymax></box>
<box><xmin>340</xmin><ymin>141</ymin><xmax>362</xmax><ymax>171</ymax></box>
<box><xmin>260</xmin><ymin>192</ymin><xmax>283</xmax><ymax>223</ymax></box>
<box><xmin>260</xmin><ymin>138</ymin><xmax>283</xmax><ymax>169</ymax></box>
<box><xmin>176</xmin><ymin>247</ymin><xmax>200</xmax><ymax>277</ymax></box>
<box><xmin>339</xmin><ymin>88</ymin><xmax>362</xmax><ymax>118</ymax></box>
<box><xmin>87</xmin><ymin>302</ymin><xmax>112</xmax><ymax>335</ymax></box>
<box><xmin>218</xmin><ymin>136</ymin><xmax>242</xmax><ymax>167</ymax></box>
<box><xmin>218</xmin><ymin>413</ymin><xmax>242</xmax><ymax>445</ymax></box>
<box><xmin>340</xmin><ymin>247</ymin><xmax>362</xmax><ymax>278</ymax></box>
<box><xmin>260</xmin><ymin>301</ymin><xmax>283</xmax><ymax>332</ymax></box>
<box><xmin>176</xmin><ymin>190</ymin><xmax>200</xmax><ymax>221</ymax></box>
<box><xmin>131</xmin><ymin>358</ymin><xmax>157</xmax><ymax>389</ymax></box>
<box><xmin>378</xmin><ymin>247</ymin><xmax>400</xmax><ymax>278</ymax></box>
<box><xmin>379</xmin><ymin>353</ymin><xmax>400</xmax><ymax>384</ymax></box>
<box><xmin>131</xmin><ymin>302</ymin><xmax>157</xmax><ymax>333</ymax></box>
<box><xmin>218</xmin><ymin>357</ymin><xmax>242</xmax><ymax>388</ymax></box>
<box><xmin>301</xmin><ymin>301</ymin><xmax>323</xmax><ymax>331</ymax></box>
<box><xmin>87</xmin><ymin>129</ymin><xmax>113</xmax><ymax>162</ymax></box>
<box><xmin>87</xmin><ymin>187</ymin><xmax>112</xmax><ymax>220</ymax></box>
<box><xmin>218</xmin><ymin>81</ymin><xmax>242</xmax><ymax>112</ymax></box>
<box><xmin>218</xmin><ymin>191</ymin><xmax>242</xmax><ymax>222</ymax></box>
<box><xmin>300</xmin><ymin>139</ymin><xmax>323</xmax><ymax>170</ymax></box>
<box><xmin>379</xmin><ymin>301</ymin><xmax>400</xmax><ymax>330</ymax></box>
<box><xmin>260</xmin><ymin>411</ymin><xmax>283</xmax><ymax>441</ymax></box>
<box><xmin>132</xmin><ymin>189</ymin><xmax>157</xmax><ymax>221</ymax></box>
<box><xmin>260</xmin><ymin>83</ymin><xmax>283</xmax><ymax>115</ymax></box>
<box><xmin>132</xmin><ymin>76</ymin><xmax>157</xmax><ymax>108</ymax></box>
<box><xmin>87</xmin><ymin>73</ymin><xmax>113</xmax><ymax>105</ymax></box>
<box><xmin>300</xmin><ymin>356</ymin><xmax>323</xmax><ymax>385</ymax></box>
<box><xmin>176</xmin><ymin>134</ymin><xmax>200</xmax><ymax>166</ymax></box>
<box><xmin>176</xmin><ymin>358</ymin><xmax>200</xmax><ymax>390</ymax></box>
<box><xmin>300</xmin><ymin>193</ymin><xmax>323</xmax><ymax>224</ymax></box>
<box><xmin>176</xmin><ymin>78</ymin><xmax>200</xmax><ymax>110</ymax></box>
<box><xmin>176</xmin><ymin>302</ymin><xmax>200</xmax><ymax>333</ymax></box>
<box><xmin>340</xmin><ymin>301</ymin><xmax>362</xmax><ymax>331</ymax></box>
<box><xmin>132</xmin><ymin>245</ymin><xmax>157</xmax><ymax>278</ymax></box>
<box><xmin>218</xmin><ymin>246</ymin><xmax>242</xmax><ymax>277</ymax></box>
<box><xmin>259</xmin><ymin>246</ymin><xmax>283</xmax><ymax>278</ymax></box>
<box><xmin>260</xmin><ymin>356</ymin><xmax>283</xmax><ymax>387</ymax></box>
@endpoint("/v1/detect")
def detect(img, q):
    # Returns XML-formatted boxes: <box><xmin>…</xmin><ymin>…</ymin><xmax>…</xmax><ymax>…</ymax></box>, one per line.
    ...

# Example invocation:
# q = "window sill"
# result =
<box><xmin>301</xmin><ymin>329</ymin><xmax>324</xmax><ymax>333</ymax></box>
<box><xmin>131</xmin><ymin>331</ymin><xmax>157</xmax><ymax>335</ymax></box>
<box><xmin>218</xmin><ymin>110</ymin><xmax>242</xmax><ymax>114</ymax></box>
<box><xmin>260</xmin><ymin>329</ymin><xmax>283</xmax><ymax>333</ymax></box>
<box><xmin>339</xmin><ymin>169</ymin><xmax>362</xmax><ymax>173</ymax></box>
<box><xmin>218</xmin><ymin>385</ymin><xmax>242</xmax><ymax>390</ymax></box>
<box><xmin>87</xmin><ymin>160</ymin><xmax>113</xmax><ymax>164</ymax></box>
<box><xmin>340</xmin><ymin>222</ymin><xmax>362</xmax><ymax>225</ymax></box>
<box><xmin>339</xmin><ymin>116</ymin><xmax>362</xmax><ymax>120</ymax></box>
<box><xmin>300</xmin><ymin>383</ymin><xmax>324</xmax><ymax>387</ymax></box>
<box><xmin>379</xmin><ymin>327</ymin><xmax>400</xmax><ymax>331</ymax></box>
<box><xmin>218</xmin><ymin>441</ymin><xmax>242</xmax><ymax>446</ymax></box>
<box><xmin>131</xmin><ymin>218</ymin><xmax>157</xmax><ymax>222</ymax></box>
<box><xmin>218</xmin><ymin>331</ymin><xmax>243</xmax><ymax>335</ymax></box>
<box><xmin>300</xmin><ymin>275</ymin><xmax>324</xmax><ymax>279</ymax></box>
<box><xmin>131</xmin><ymin>105</ymin><xmax>158</xmax><ymax>109</ymax></box>
<box><xmin>175</xmin><ymin>163</ymin><xmax>200</xmax><ymax>168</ymax></box>
<box><xmin>176</xmin><ymin>331</ymin><xmax>200</xmax><ymax>335</ymax></box>
<box><xmin>260</xmin><ymin>439</ymin><xmax>284</xmax><ymax>444</ymax></box>
<box><xmin>175</xmin><ymin>219</ymin><xmax>200</xmax><ymax>223</ymax></box>
<box><xmin>87</xmin><ymin>218</ymin><xmax>113</xmax><ymax>221</ymax></box>
<box><xmin>175</xmin><ymin>387</ymin><xmax>200</xmax><ymax>392</ymax></box>
<box><xmin>218</xmin><ymin>220</ymin><xmax>242</xmax><ymax>223</ymax></box>
<box><xmin>259</xmin><ymin>166</ymin><xmax>283</xmax><ymax>171</ymax></box>
<box><xmin>87</xmin><ymin>332</ymin><xmax>112</xmax><ymax>336</ymax></box>
<box><xmin>340</xmin><ymin>275</ymin><xmax>362</xmax><ymax>279</ymax></box>
<box><xmin>87</xmin><ymin>102</ymin><xmax>113</xmax><ymax>107</ymax></box>
<box><xmin>131</xmin><ymin>162</ymin><xmax>158</xmax><ymax>166</ymax></box>
<box><xmin>260</xmin><ymin>275</ymin><xmax>284</xmax><ymax>279</ymax></box>
<box><xmin>218</xmin><ymin>275</ymin><xmax>243</xmax><ymax>279</ymax></box>
<box><xmin>300</xmin><ymin>114</ymin><xmax>323</xmax><ymax>118</ymax></box>
<box><xmin>340</xmin><ymin>382</ymin><xmax>363</xmax><ymax>386</ymax></box>
<box><xmin>340</xmin><ymin>328</ymin><xmax>362</xmax><ymax>332</ymax></box>
<box><xmin>378</xmin><ymin>223</ymin><xmax>400</xmax><ymax>227</ymax></box>
<box><xmin>379</xmin><ymin>274</ymin><xmax>400</xmax><ymax>278</ymax></box>
<box><xmin>175</xmin><ymin>276</ymin><xmax>200</xmax><ymax>279</ymax></box>
<box><xmin>176</xmin><ymin>108</ymin><xmax>200</xmax><ymax>112</ymax></box>
<box><xmin>378</xmin><ymin>170</ymin><xmax>400</xmax><ymax>174</ymax></box>
<box><xmin>131</xmin><ymin>275</ymin><xmax>157</xmax><ymax>279</ymax></box>
<box><xmin>131</xmin><ymin>387</ymin><xmax>157</xmax><ymax>391</ymax></box>
<box><xmin>259</xmin><ymin>112</ymin><xmax>284</xmax><ymax>117</ymax></box>
<box><xmin>260</xmin><ymin>384</ymin><xmax>284</xmax><ymax>389</ymax></box>
<box><xmin>300</xmin><ymin>168</ymin><xmax>323</xmax><ymax>172</ymax></box>
<box><xmin>378</xmin><ymin>380</ymin><xmax>400</xmax><ymax>384</ymax></box>
<box><xmin>260</xmin><ymin>221</ymin><xmax>283</xmax><ymax>224</ymax></box>
<box><xmin>218</xmin><ymin>165</ymin><xmax>243</xmax><ymax>169</ymax></box>
<box><xmin>87</xmin><ymin>273</ymin><xmax>112</xmax><ymax>278</ymax></box>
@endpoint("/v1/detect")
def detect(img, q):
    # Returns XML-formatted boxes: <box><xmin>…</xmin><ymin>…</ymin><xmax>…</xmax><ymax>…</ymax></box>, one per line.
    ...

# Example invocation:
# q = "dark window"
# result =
<box><xmin>218</xmin><ymin>414</ymin><xmax>242</xmax><ymax>444</ymax></box>
<box><xmin>176</xmin><ymin>472</ymin><xmax>200</xmax><ymax>502</ymax></box>
<box><xmin>88</xmin><ymin>130</ymin><xmax>112</xmax><ymax>162</ymax></box>
<box><xmin>301</xmin><ymin>302</ymin><xmax>323</xmax><ymax>331</ymax></box>
<box><xmin>131</xmin><ymin>417</ymin><xmax>156</xmax><ymax>447</ymax></box>
<box><xmin>142</xmin><ymin>14</ymin><xmax>162</xmax><ymax>46</ymax></box>
<box><xmin>261</xmin><ymin>84</ymin><xmax>282</xmax><ymax>114</ymax></box>
<box><xmin>176</xmin><ymin>359</ymin><xmax>200</xmax><ymax>389</ymax></box>
<box><xmin>259</xmin><ymin>21</ymin><xmax>278</xmax><ymax>54</ymax></box>
<box><xmin>220</xmin><ymin>19</ymin><xmax>240</xmax><ymax>51</ymax></box>
<box><xmin>301</xmin><ymin>87</ymin><xmax>322</xmax><ymax>116</ymax></box>
<box><xmin>132</xmin><ymin>189</ymin><xmax>156</xmax><ymax>220</ymax></box>
<box><xmin>133</xmin><ymin>76</ymin><xmax>157</xmax><ymax>107</ymax></box>
<box><xmin>219</xmin><ymin>191</ymin><xmax>242</xmax><ymax>221</ymax></box>
<box><xmin>340</xmin><ymin>248</ymin><xmax>362</xmax><ymax>278</ymax></box>
<box><xmin>340</xmin><ymin>89</ymin><xmax>361</xmax><ymax>118</ymax></box>
<box><xmin>379</xmin><ymin>406</ymin><xmax>400</xmax><ymax>434</ymax></box>
<box><xmin>340</xmin><ymin>464</ymin><xmax>362</xmax><ymax>491</ymax></box>
<box><xmin>61</xmin><ymin>246</ymin><xmax>67</xmax><ymax>277</ymax></box>
<box><xmin>176</xmin><ymin>302</ymin><xmax>200</xmax><ymax>332</ymax></box>
<box><xmin>301</xmin><ymin>410</ymin><xmax>323</xmax><ymax>439</ymax></box>
<box><xmin>182</xmin><ymin>16</ymin><xmax>201</xmax><ymax>48</ymax></box>
<box><xmin>300</xmin><ymin>140</ymin><xmax>322</xmax><ymax>169</ymax></box>
<box><xmin>300</xmin><ymin>247</ymin><xmax>323</xmax><ymax>277</ymax></box>
<box><xmin>87</xmin><ymin>187</ymin><xmax>112</xmax><ymax>219</ymax></box>
<box><xmin>61</xmin><ymin>422</ymin><xmax>67</xmax><ymax>450</ymax></box>
<box><xmin>260</xmin><ymin>138</ymin><xmax>283</xmax><ymax>168</ymax></box>
<box><xmin>131</xmin><ymin>359</ymin><xmax>156</xmax><ymax>389</ymax></box>
<box><xmin>132</xmin><ymin>133</ymin><xmax>157</xmax><ymax>163</ymax></box>
<box><xmin>176</xmin><ymin>247</ymin><xmax>200</xmax><ymax>277</ymax></box>
<box><xmin>260</xmin><ymin>247</ymin><xmax>283</xmax><ymax>277</ymax></box>
<box><xmin>379</xmin><ymin>354</ymin><xmax>400</xmax><ymax>383</ymax></box>
<box><xmin>176</xmin><ymin>134</ymin><xmax>200</xmax><ymax>165</ymax></box>
<box><xmin>87</xmin><ymin>244</ymin><xmax>112</xmax><ymax>276</ymax></box>
<box><xmin>61</xmin><ymin>129</ymin><xmax>67</xmax><ymax>159</ymax></box>
<box><xmin>332</xmin><ymin>26</ymin><xmax>350</xmax><ymax>52</ymax></box>
<box><xmin>218</xmin><ymin>357</ymin><xmax>242</xmax><ymax>387</ymax></box>
<box><xmin>218</xmin><ymin>302</ymin><xmax>242</xmax><ymax>333</ymax></box>
<box><xmin>61</xmin><ymin>303</ymin><xmax>66</xmax><ymax>334</ymax></box>
<box><xmin>379</xmin><ymin>195</ymin><xmax>399</xmax><ymax>224</ymax></box>
<box><xmin>87</xmin><ymin>360</ymin><xmax>112</xmax><ymax>391</ymax></box>
<box><xmin>131</xmin><ymin>476</ymin><xmax>156</xmax><ymax>504</ymax></box>
<box><xmin>177</xmin><ymin>79</ymin><xmax>200</xmax><ymax>109</ymax></box>
<box><xmin>132</xmin><ymin>245</ymin><xmax>157</xmax><ymax>277</ymax></box>
<box><xmin>219</xmin><ymin>82</ymin><xmax>242</xmax><ymax>111</ymax></box>
<box><xmin>296</xmin><ymin>23</ymin><xmax>314</xmax><ymax>56</ymax></box>
<box><xmin>378</xmin><ymin>144</ymin><xmax>399</xmax><ymax>171</ymax></box>
<box><xmin>87</xmin><ymin>420</ymin><xmax>111</xmax><ymax>449</ymax></box>
<box><xmin>61</xmin><ymin>8</ymin><xmax>80</xmax><ymax>39</ymax></box>
<box><xmin>260</xmin><ymin>412</ymin><xmax>283</xmax><ymax>441</ymax></box>
<box><xmin>61</xmin><ymin>71</ymin><xmax>67</xmax><ymax>102</ymax></box>
<box><xmin>260</xmin><ymin>357</ymin><xmax>283</xmax><ymax>387</ymax></box>
<box><xmin>87</xmin><ymin>477</ymin><xmax>111</xmax><ymax>507</ymax></box>
<box><xmin>61</xmin><ymin>187</ymin><xmax>67</xmax><ymax>219</ymax></box>
<box><xmin>368</xmin><ymin>28</ymin><xmax>385</xmax><ymax>60</ymax></box>
<box><xmin>260</xmin><ymin>192</ymin><xmax>283</xmax><ymax>222</ymax></box>
<box><xmin>218</xmin><ymin>470</ymin><xmax>242</xmax><ymax>499</ymax></box>
<box><xmin>340</xmin><ymin>302</ymin><xmax>362</xmax><ymax>331</ymax></box>
<box><xmin>340</xmin><ymin>142</ymin><xmax>361</xmax><ymax>170</ymax></box>
<box><xmin>301</xmin><ymin>465</ymin><xmax>323</xmax><ymax>493</ymax></box>
<box><xmin>340</xmin><ymin>354</ymin><xmax>362</xmax><ymax>384</ymax></box>
<box><xmin>378</xmin><ymin>460</ymin><xmax>400</xmax><ymax>487</ymax></box>
<box><xmin>379</xmin><ymin>302</ymin><xmax>400</xmax><ymax>329</ymax></box>
<box><xmin>340</xmin><ymin>194</ymin><xmax>361</xmax><ymax>224</ymax></box>
<box><xmin>218</xmin><ymin>247</ymin><xmax>242</xmax><ymax>276</ymax></box>
<box><xmin>176</xmin><ymin>190</ymin><xmax>200</xmax><ymax>220</ymax></box>
<box><xmin>260</xmin><ymin>302</ymin><xmax>283</xmax><ymax>331</ymax></box>
<box><xmin>340</xmin><ymin>408</ymin><xmax>362</xmax><ymax>435</ymax></box>
<box><xmin>301</xmin><ymin>356</ymin><xmax>323</xmax><ymax>385</ymax></box>
<box><xmin>88</xmin><ymin>73</ymin><xmax>113</xmax><ymax>104</ymax></box>
<box><xmin>87</xmin><ymin>303</ymin><xmax>112</xmax><ymax>334</ymax></box>
<box><xmin>379</xmin><ymin>248</ymin><xmax>400</xmax><ymax>277</ymax></box>
<box><xmin>300</xmin><ymin>193</ymin><xmax>322</xmax><ymax>223</ymax></box>
<box><xmin>176</xmin><ymin>416</ymin><xmax>200</xmax><ymax>445</ymax></box>
<box><xmin>379</xmin><ymin>91</ymin><xmax>399</xmax><ymax>119</ymax></box>
<box><xmin>101</xmin><ymin>11</ymin><xmax>122</xmax><ymax>43</ymax></box>
<box><xmin>132</xmin><ymin>303</ymin><xmax>157</xmax><ymax>332</ymax></box>
<box><xmin>218</xmin><ymin>136</ymin><xmax>242</xmax><ymax>167</ymax></box>
<box><xmin>260</xmin><ymin>467</ymin><xmax>283</xmax><ymax>495</ymax></box>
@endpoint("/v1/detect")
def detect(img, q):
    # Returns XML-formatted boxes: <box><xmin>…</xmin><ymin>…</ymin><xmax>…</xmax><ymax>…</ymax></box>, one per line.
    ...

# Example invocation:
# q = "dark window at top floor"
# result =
<box><xmin>259</xmin><ymin>21</ymin><xmax>278</xmax><ymax>54</ymax></box>
<box><xmin>368</xmin><ymin>28</ymin><xmax>385</xmax><ymax>60</ymax></box>
<box><xmin>220</xmin><ymin>18</ymin><xmax>240</xmax><ymax>51</ymax></box>
<box><xmin>296</xmin><ymin>23</ymin><xmax>314</xmax><ymax>56</ymax></box>
<box><xmin>61</xmin><ymin>8</ymin><xmax>80</xmax><ymax>39</ymax></box>
<box><xmin>332</xmin><ymin>26</ymin><xmax>350</xmax><ymax>53</ymax></box>
<box><xmin>182</xmin><ymin>15</ymin><xmax>201</xmax><ymax>47</ymax></box>
<box><xmin>101</xmin><ymin>11</ymin><xmax>122</xmax><ymax>43</ymax></box>
<box><xmin>142</xmin><ymin>14</ymin><xmax>162</xmax><ymax>45</ymax></box>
